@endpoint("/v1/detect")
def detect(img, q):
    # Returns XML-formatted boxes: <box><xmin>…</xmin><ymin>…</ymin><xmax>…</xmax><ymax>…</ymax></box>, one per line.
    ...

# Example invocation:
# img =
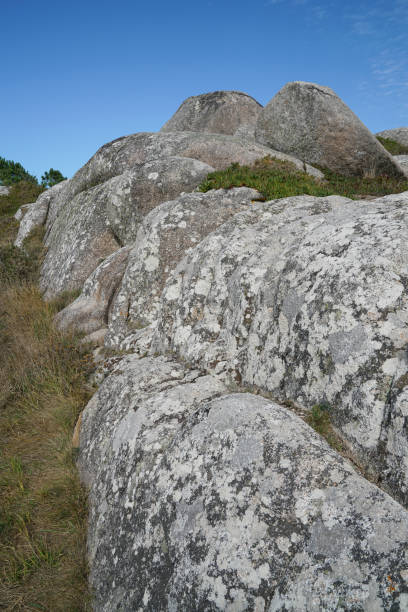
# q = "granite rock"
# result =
<box><xmin>78</xmin><ymin>364</ymin><xmax>408</xmax><ymax>611</ymax></box>
<box><xmin>40</xmin><ymin>157</ymin><xmax>214</xmax><ymax>298</ymax></box>
<box><xmin>377</xmin><ymin>127</ymin><xmax>408</xmax><ymax>148</ymax></box>
<box><xmin>395</xmin><ymin>155</ymin><xmax>408</xmax><ymax>171</ymax></box>
<box><xmin>151</xmin><ymin>191</ymin><xmax>408</xmax><ymax>505</ymax></box>
<box><xmin>161</xmin><ymin>90</ymin><xmax>262</xmax><ymax>136</ymax></box>
<box><xmin>106</xmin><ymin>187</ymin><xmax>261</xmax><ymax>347</ymax></box>
<box><xmin>255</xmin><ymin>81</ymin><xmax>406</xmax><ymax>178</ymax></box>
<box><xmin>55</xmin><ymin>247</ymin><xmax>131</xmax><ymax>335</ymax></box>
<box><xmin>14</xmin><ymin>181</ymin><xmax>68</xmax><ymax>247</ymax></box>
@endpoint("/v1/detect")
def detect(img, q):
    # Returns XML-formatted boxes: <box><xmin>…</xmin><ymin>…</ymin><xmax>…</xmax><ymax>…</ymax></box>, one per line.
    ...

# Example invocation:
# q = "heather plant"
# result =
<box><xmin>199</xmin><ymin>155</ymin><xmax>408</xmax><ymax>200</ymax></box>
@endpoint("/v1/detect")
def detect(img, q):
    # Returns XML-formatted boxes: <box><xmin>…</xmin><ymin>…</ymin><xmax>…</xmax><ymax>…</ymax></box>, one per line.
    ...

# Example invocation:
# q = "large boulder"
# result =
<box><xmin>0</xmin><ymin>185</ymin><xmax>10</xmax><ymax>196</ymax></box>
<box><xmin>106</xmin><ymin>187</ymin><xmax>261</xmax><ymax>347</ymax></box>
<box><xmin>377</xmin><ymin>127</ymin><xmax>408</xmax><ymax>148</ymax></box>
<box><xmin>39</xmin><ymin>156</ymin><xmax>214</xmax><ymax>298</ymax></box>
<box><xmin>78</xmin><ymin>356</ymin><xmax>408</xmax><ymax>611</ymax></box>
<box><xmin>160</xmin><ymin>90</ymin><xmax>262</xmax><ymax>136</ymax></box>
<box><xmin>255</xmin><ymin>81</ymin><xmax>406</xmax><ymax>178</ymax></box>
<box><xmin>151</xmin><ymin>191</ymin><xmax>408</xmax><ymax>506</ymax></box>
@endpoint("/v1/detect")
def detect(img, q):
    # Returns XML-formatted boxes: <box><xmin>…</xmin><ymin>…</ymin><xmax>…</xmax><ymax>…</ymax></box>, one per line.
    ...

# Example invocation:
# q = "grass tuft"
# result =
<box><xmin>306</xmin><ymin>403</ymin><xmax>344</xmax><ymax>452</ymax></box>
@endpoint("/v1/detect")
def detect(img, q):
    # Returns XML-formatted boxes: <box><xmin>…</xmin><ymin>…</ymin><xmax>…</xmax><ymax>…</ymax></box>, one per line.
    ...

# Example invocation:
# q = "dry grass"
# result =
<box><xmin>0</xmin><ymin>193</ymin><xmax>93</xmax><ymax>610</ymax></box>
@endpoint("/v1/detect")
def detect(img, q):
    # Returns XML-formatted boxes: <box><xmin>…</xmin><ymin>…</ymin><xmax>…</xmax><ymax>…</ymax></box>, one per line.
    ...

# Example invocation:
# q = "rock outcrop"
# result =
<box><xmin>78</xmin><ymin>356</ymin><xmax>408</xmax><ymax>611</ymax></box>
<box><xmin>0</xmin><ymin>185</ymin><xmax>10</xmax><ymax>196</ymax></box>
<box><xmin>151</xmin><ymin>192</ymin><xmax>408</xmax><ymax>506</ymax></box>
<box><xmin>13</xmin><ymin>82</ymin><xmax>408</xmax><ymax>610</ymax></box>
<box><xmin>39</xmin><ymin>155</ymin><xmax>214</xmax><ymax>298</ymax></box>
<box><xmin>255</xmin><ymin>81</ymin><xmax>406</xmax><ymax>178</ymax></box>
<box><xmin>105</xmin><ymin>187</ymin><xmax>261</xmax><ymax>346</ymax></box>
<box><xmin>377</xmin><ymin>127</ymin><xmax>408</xmax><ymax>148</ymax></box>
<box><xmin>160</xmin><ymin>90</ymin><xmax>262</xmax><ymax>137</ymax></box>
<box><xmin>39</xmin><ymin>132</ymin><xmax>321</xmax><ymax>298</ymax></box>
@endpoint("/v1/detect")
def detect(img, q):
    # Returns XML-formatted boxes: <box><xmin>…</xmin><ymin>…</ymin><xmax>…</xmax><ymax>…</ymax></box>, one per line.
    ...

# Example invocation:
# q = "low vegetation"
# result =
<box><xmin>0</xmin><ymin>188</ymin><xmax>92</xmax><ymax>610</ymax></box>
<box><xmin>199</xmin><ymin>156</ymin><xmax>408</xmax><ymax>200</ymax></box>
<box><xmin>0</xmin><ymin>181</ymin><xmax>44</xmax><ymax>222</ymax></box>
<box><xmin>306</xmin><ymin>403</ymin><xmax>343</xmax><ymax>451</ymax></box>
<box><xmin>377</xmin><ymin>136</ymin><xmax>408</xmax><ymax>156</ymax></box>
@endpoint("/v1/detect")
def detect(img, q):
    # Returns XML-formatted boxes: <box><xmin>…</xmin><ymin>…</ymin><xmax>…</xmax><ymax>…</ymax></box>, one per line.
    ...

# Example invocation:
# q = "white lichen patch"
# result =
<box><xmin>150</xmin><ymin>193</ymin><xmax>408</xmax><ymax>505</ymax></box>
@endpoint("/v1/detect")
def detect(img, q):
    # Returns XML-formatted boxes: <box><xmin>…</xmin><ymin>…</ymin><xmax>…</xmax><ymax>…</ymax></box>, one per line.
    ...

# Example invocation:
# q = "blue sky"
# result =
<box><xmin>1</xmin><ymin>0</ymin><xmax>407</xmax><ymax>180</ymax></box>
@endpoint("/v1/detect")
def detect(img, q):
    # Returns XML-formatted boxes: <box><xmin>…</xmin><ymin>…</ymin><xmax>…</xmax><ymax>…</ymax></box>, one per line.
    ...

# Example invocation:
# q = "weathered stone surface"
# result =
<box><xmin>78</xmin><ymin>366</ymin><xmax>408</xmax><ymax>611</ymax></box>
<box><xmin>39</xmin><ymin>133</ymin><xmax>323</xmax><ymax>299</ymax></box>
<box><xmin>233</xmin><ymin>123</ymin><xmax>256</xmax><ymax>140</ymax></box>
<box><xmin>14</xmin><ymin>181</ymin><xmax>69</xmax><ymax>247</ymax></box>
<box><xmin>395</xmin><ymin>155</ymin><xmax>408</xmax><ymax>171</ymax></box>
<box><xmin>14</xmin><ymin>200</ymin><xmax>46</xmax><ymax>247</ymax></box>
<box><xmin>160</xmin><ymin>90</ymin><xmax>262</xmax><ymax>136</ymax></box>
<box><xmin>0</xmin><ymin>185</ymin><xmax>10</xmax><ymax>196</ymax></box>
<box><xmin>255</xmin><ymin>81</ymin><xmax>406</xmax><ymax>178</ymax></box>
<box><xmin>106</xmin><ymin>187</ymin><xmax>261</xmax><ymax>347</ymax></box>
<box><xmin>40</xmin><ymin>179</ymin><xmax>122</xmax><ymax>299</ymax></box>
<box><xmin>104</xmin><ymin>156</ymin><xmax>214</xmax><ymax>245</ymax></box>
<box><xmin>14</xmin><ymin>203</ymin><xmax>31</xmax><ymax>221</ymax></box>
<box><xmin>39</xmin><ymin>157</ymin><xmax>213</xmax><ymax>298</ymax></box>
<box><xmin>55</xmin><ymin>247</ymin><xmax>131</xmax><ymax>335</ymax></box>
<box><xmin>14</xmin><ymin>202</ymin><xmax>45</xmax><ymax>247</ymax></box>
<box><xmin>43</xmin><ymin>179</ymin><xmax>70</xmax><ymax>235</ymax></box>
<box><xmin>151</xmin><ymin>192</ymin><xmax>408</xmax><ymax>505</ymax></box>
<box><xmin>377</xmin><ymin>127</ymin><xmax>408</xmax><ymax>148</ymax></box>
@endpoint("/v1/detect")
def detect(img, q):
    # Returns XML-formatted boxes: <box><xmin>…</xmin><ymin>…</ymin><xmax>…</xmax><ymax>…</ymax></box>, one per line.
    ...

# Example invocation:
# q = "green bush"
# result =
<box><xmin>199</xmin><ymin>156</ymin><xmax>408</xmax><ymax>200</ymax></box>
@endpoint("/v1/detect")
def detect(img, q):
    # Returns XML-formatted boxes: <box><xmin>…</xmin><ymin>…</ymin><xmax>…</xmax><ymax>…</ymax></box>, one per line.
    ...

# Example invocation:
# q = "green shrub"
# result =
<box><xmin>199</xmin><ymin>156</ymin><xmax>408</xmax><ymax>201</ymax></box>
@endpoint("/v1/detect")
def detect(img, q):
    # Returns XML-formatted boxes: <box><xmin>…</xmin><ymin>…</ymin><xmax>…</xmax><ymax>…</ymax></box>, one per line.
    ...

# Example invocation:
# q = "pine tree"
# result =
<box><xmin>0</xmin><ymin>157</ymin><xmax>38</xmax><ymax>185</ymax></box>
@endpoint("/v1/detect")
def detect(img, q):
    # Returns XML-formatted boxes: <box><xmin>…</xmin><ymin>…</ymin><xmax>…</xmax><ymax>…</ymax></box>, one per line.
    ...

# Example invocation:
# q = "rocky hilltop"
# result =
<box><xmin>14</xmin><ymin>82</ymin><xmax>408</xmax><ymax>610</ymax></box>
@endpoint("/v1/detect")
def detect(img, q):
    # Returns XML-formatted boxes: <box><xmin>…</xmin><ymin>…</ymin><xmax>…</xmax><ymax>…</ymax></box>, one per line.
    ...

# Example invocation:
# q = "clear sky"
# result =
<box><xmin>1</xmin><ymin>0</ymin><xmax>407</xmax><ymax>181</ymax></box>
